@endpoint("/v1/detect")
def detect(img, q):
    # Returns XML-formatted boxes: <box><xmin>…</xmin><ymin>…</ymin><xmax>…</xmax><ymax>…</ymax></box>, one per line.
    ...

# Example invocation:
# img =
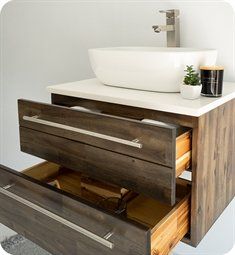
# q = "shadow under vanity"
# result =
<box><xmin>0</xmin><ymin>90</ymin><xmax>234</xmax><ymax>255</ymax></box>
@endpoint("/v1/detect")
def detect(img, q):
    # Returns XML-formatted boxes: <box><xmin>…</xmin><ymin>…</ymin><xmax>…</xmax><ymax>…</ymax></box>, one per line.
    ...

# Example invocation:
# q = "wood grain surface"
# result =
<box><xmin>151</xmin><ymin>194</ymin><xmax>190</xmax><ymax>255</ymax></box>
<box><xmin>18</xmin><ymin>99</ymin><xmax>178</xmax><ymax>168</ymax></box>
<box><xmin>0</xmin><ymin>164</ymin><xmax>149</xmax><ymax>255</ymax></box>
<box><xmin>190</xmin><ymin>99</ymin><xmax>235</xmax><ymax>245</ymax></box>
<box><xmin>19</xmin><ymin>127</ymin><xmax>176</xmax><ymax>205</ymax></box>
<box><xmin>17</xmin><ymin>95</ymin><xmax>235</xmax><ymax>248</ymax></box>
<box><xmin>0</xmin><ymin>162</ymin><xmax>191</xmax><ymax>255</ymax></box>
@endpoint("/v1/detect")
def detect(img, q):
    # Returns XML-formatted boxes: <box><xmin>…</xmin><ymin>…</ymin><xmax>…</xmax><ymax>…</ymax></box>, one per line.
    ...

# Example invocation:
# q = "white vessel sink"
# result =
<box><xmin>89</xmin><ymin>47</ymin><xmax>217</xmax><ymax>92</ymax></box>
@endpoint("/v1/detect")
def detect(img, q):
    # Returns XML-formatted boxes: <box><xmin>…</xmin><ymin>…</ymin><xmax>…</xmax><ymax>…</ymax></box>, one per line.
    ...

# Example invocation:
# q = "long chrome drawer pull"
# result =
<box><xmin>23</xmin><ymin>116</ymin><xmax>142</xmax><ymax>149</ymax></box>
<box><xmin>0</xmin><ymin>187</ymin><xmax>114</xmax><ymax>249</ymax></box>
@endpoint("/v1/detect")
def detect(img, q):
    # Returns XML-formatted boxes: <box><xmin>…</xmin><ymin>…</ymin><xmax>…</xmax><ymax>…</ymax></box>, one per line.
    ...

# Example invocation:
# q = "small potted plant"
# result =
<box><xmin>180</xmin><ymin>65</ymin><xmax>202</xmax><ymax>99</ymax></box>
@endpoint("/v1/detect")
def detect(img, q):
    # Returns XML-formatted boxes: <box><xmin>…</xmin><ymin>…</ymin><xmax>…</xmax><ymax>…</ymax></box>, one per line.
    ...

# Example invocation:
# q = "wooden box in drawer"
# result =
<box><xmin>18</xmin><ymin>99</ymin><xmax>191</xmax><ymax>205</ymax></box>
<box><xmin>0</xmin><ymin>162</ymin><xmax>190</xmax><ymax>255</ymax></box>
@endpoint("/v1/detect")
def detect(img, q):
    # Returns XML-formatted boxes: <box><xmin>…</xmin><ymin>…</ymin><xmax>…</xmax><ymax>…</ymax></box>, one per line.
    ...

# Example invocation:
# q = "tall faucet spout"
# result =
<box><xmin>152</xmin><ymin>9</ymin><xmax>180</xmax><ymax>47</ymax></box>
<box><xmin>152</xmin><ymin>25</ymin><xmax>175</xmax><ymax>33</ymax></box>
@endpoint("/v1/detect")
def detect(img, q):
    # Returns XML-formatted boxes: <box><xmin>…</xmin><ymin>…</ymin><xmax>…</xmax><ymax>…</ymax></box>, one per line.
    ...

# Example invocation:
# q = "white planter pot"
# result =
<box><xmin>180</xmin><ymin>84</ymin><xmax>202</xmax><ymax>99</ymax></box>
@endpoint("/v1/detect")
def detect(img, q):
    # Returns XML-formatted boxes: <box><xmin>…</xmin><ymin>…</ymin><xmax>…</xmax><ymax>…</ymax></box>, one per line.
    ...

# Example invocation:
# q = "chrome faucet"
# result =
<box><xmin>152</xmin><ymin>9</ymin><xmax>180</xmax><ymax>47</ymax></box>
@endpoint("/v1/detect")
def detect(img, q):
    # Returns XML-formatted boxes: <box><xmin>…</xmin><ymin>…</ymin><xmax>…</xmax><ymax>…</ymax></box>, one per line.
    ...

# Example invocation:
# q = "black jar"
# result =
<box><xmin>200</xmin><ymin>66</ymin><xmax>224</xmax><ymax>97</ymax></box>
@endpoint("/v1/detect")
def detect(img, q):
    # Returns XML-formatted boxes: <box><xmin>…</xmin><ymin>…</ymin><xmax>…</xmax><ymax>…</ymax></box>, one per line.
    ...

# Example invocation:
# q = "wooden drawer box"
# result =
<box><xmin>0</xmin><ymin>162</ymin><xmax>190</xmax><ymax>255</ymax></box>
<box><xmin>18</xmin><ymin>99</ymin><xmax>191</xmax><ymax>205</ymax></box>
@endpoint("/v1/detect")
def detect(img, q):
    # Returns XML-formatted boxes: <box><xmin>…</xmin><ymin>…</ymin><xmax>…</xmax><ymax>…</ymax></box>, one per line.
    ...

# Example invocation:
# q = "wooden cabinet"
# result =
<box><xmin>0</xmin><ymin>94</ymin><xmax>234</xmax><ymax>255</ymax></box>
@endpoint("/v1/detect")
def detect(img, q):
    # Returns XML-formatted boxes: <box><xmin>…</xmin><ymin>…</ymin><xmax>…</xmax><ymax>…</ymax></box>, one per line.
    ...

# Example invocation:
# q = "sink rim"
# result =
<box><xmin>89</xmin><ymin>47</ymin><xmax>217</xmax><ymax>53</ymax></box>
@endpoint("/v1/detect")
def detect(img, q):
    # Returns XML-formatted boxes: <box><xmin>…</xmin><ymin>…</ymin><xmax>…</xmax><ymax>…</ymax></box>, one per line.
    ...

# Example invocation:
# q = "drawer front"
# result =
<box><xmin>20</xmin><ymin>127</ymin><xmax>175</xmax><ymax>204</ymax></box>
<box><xmin>0</xmin><ymin>165</ymin><xmax>149</xmax><ymax>255</ymax></box>
<box><xmin>18</xmin><ymin>99</ymin><xmax>178</xmax><ymax>167</ymax></box>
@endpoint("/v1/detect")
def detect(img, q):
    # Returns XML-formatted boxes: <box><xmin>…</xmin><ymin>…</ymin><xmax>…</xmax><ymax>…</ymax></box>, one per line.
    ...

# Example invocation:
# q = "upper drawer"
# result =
<box><xmin>18</xmin><ymin>99</ymin><xmax>190</xmax><ymax>168</ymax></box>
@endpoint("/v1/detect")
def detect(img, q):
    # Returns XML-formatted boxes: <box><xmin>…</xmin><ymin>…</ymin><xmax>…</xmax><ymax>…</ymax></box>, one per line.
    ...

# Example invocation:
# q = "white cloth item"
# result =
<box><xmin>141</xmin><ymin>118</ymin><xmax>177</xmax><ymax>128</ymax></box>
<box><xmin>70</xmin><ymin>106</ymin><xmax>101</xmax><ymax>113</ymax></box>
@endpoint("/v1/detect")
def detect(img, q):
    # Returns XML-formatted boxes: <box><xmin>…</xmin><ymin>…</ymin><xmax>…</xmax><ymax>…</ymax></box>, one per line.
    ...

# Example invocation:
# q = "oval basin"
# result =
<box><xmin>89</xmin><ymin>47</ymin><xmax>217</xmax><ymax>92</ymax></box>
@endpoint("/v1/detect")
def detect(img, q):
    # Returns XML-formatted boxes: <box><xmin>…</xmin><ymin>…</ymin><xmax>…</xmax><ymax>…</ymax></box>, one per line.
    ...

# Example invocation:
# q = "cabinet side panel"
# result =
<box><xmin>191</xmin><ymin>99</ymin><xmax>235</xmax><ymax>246</ymax></box>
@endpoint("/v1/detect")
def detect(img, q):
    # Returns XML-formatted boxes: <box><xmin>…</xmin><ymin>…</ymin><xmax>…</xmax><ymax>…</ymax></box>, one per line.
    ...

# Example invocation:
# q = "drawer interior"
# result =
<box><xmin>23</xmin><ymin>162</ymin><xmax>191</xmax><ymax>255</ymax></box>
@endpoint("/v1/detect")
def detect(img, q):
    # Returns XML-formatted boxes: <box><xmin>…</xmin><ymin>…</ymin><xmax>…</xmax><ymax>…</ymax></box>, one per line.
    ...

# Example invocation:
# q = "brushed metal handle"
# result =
<box><xmin>23</xmin><ymin>115</ymin><xmax>142</xmax><ymax>149</ymax></box>
<box><xmin>0</xmin><ymin>186</ymin><xmax>114</xmax><ymax>249</ymax></box>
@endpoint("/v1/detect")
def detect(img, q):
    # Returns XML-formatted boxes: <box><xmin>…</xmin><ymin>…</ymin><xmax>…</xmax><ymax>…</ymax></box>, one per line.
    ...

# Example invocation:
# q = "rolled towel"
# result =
<box><xmin>70</xmin><ymin>106</ymin><xmax>101</xmax><ymax>113</ymax></box>
<box><xmin>141</xmin><ymin>118</ymin><xmax>178</xmax><ymax>128</ymax></box>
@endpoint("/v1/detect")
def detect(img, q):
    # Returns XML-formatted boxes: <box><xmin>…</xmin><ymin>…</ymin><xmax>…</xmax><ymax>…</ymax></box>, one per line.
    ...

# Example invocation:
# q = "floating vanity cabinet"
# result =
<box><xmin>0</xmin><ymin>80</ymin><xmax>234</xmax><ymax>255</ymax></box>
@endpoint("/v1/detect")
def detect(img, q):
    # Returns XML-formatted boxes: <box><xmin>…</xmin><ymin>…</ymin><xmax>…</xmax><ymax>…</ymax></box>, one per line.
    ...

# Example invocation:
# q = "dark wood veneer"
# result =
<box><xmin>0</xmin><ymin>86</ymin><xmax>232</xmax><ymax>254</ymax></box>
<box><xmin>0</xmin><ymin>162</ymin><xmax>190</xmax><ymax>255</ymax></box>
<box><xmin>18</xmin><ymin>99</ymin><xmax>179</xmax><ymax>168</ymax></box>
<box><xmin>0</xmin><ymin>164</ymin><xmax>149</xmax><ymax>255</ymax></box>
<box><xmin>20</xmin><ymin>127</ymin><xmax>176</xmax><ymax>205</ymax></box>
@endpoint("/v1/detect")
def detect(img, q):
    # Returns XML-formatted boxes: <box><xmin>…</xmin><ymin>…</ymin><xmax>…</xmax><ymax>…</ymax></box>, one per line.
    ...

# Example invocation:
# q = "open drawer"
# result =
<box><xmin>0</xmin><ymin>162</ymin><xmax>190</xmax><ymax>255</ymax></box>
<box><xmin>18</xmin><ymin>99</ymin><xmax>191</xmax><ymax>205</ymax></box>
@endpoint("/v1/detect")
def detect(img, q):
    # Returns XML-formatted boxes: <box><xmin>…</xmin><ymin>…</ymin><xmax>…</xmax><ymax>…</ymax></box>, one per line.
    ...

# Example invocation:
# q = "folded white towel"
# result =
<box><xmin>141</xmin><ymin>118</ymin><xmax>177</xmax><ymax>128</ymax></box>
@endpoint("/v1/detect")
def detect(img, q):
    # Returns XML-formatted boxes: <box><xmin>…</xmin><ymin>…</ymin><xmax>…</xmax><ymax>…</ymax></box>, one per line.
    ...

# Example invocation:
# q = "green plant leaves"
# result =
<box><xmin>183</xmin><ymin>65</ymin><xmax>200</xmax><ymax>86</ymax></box>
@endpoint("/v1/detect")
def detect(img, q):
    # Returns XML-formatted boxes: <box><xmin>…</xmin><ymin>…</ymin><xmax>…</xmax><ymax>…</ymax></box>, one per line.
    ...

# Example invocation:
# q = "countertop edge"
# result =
<box><xmin>47</xmin><ymin>83</ymin><xmax>235</xmax><ymax>117</ymax></box>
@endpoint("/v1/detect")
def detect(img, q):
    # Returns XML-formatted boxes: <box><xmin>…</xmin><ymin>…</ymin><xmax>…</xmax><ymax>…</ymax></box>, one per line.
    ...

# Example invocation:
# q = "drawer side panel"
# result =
<box><xmin>151</xmin><ymin>194</ymin><xmax>190</xmax><ymax>255</ymax></box>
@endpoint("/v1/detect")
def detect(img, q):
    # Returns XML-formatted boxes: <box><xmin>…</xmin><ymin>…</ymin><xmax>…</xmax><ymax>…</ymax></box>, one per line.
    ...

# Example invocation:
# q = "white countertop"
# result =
<box><xmin>47</xmin><ymin>78</ymin><xmax>235</xmax><ymax>117</ymax></box>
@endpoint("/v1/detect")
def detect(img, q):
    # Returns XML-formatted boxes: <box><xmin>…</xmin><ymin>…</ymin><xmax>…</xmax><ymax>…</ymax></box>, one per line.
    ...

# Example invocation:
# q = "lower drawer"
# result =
<box><xmin>0</xmin><ymin>162</ymin><xmax>190</xmax><ymax>255</ymax></box>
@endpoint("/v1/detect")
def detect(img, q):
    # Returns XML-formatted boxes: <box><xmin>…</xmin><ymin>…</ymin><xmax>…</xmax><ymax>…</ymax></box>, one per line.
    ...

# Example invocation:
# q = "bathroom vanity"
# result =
<box><xmin>0</xmin><ymin>79</ymin><xmax>234</xmax><ymax>255</ymax></box>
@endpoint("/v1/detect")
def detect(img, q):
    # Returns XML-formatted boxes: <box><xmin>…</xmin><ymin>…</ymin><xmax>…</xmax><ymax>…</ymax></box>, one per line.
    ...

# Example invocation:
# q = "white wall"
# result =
<box><xmin>0</xmin><ymin>0</ymin><xmax>234</xmax><ymax>251</ymax></box>
<box><xmin>0</xmin><ymin>0</ymin><xmax>234</xmax><ymax>170</ymax></box>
